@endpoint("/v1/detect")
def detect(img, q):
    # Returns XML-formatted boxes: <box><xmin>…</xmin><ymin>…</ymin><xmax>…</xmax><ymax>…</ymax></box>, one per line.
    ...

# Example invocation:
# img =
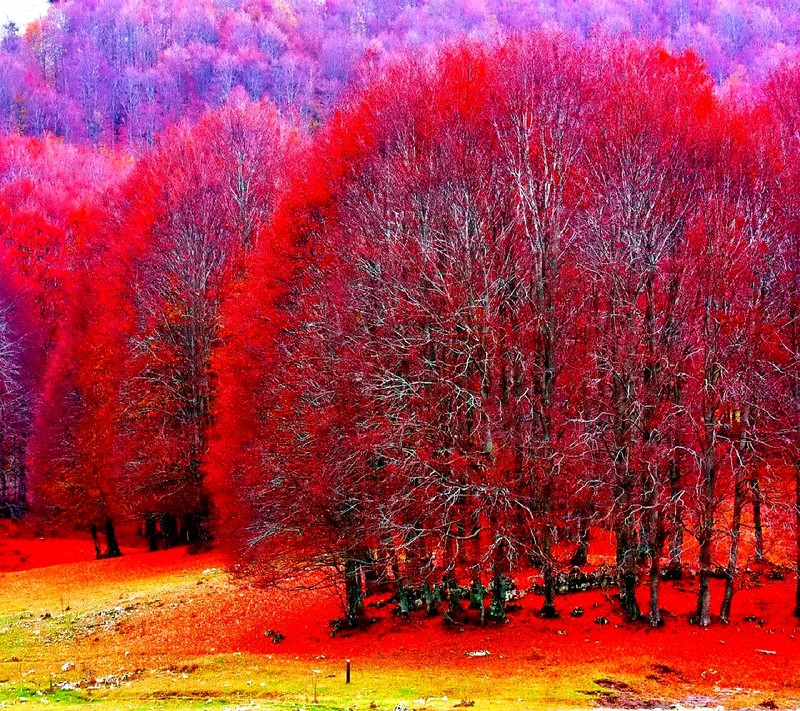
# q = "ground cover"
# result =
<box><xmin>0</xmin><ymin>535</ymin><xmax>797</xmax><ymax>710</ymax></box>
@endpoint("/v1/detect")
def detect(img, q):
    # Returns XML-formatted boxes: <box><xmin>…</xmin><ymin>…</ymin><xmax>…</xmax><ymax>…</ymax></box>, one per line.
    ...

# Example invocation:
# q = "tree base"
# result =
<box><xmin>661</xmin><ymin>562</ymin><xmax>683</xmax><ymax>581</ymax></box>
<box><xmin>538</xmin><ymin>604</ymin><xmax>559</xmax><ymax>619</ymax></box>
<box><xmin>689</xmin><ymin>613</ymin><xmax>711</xmax><ymax>627</ymax></box>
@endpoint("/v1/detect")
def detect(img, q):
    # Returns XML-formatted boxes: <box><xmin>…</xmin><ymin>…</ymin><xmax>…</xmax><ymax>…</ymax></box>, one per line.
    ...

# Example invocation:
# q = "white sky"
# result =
<box><xmin>0</xmin><ymin>0</ymin><xmax>50</xmax><ymax>31</ymax></box>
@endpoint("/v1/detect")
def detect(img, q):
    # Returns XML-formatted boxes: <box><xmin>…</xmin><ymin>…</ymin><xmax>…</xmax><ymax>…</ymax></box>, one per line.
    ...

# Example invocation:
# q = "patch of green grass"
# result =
<box><xmin>0</xmin><ymin>683</ymin><xmax>94</xmax><ymax>705</ymax></box>
<box><xmin>0</xmin><ymin>613</ymin><xmax>600</xmax><ymax>711</ymax></box>
<box><xmin>0</xmin><ymin>617</ymin><xmax>31</xmax><ymax>658</ymax></box>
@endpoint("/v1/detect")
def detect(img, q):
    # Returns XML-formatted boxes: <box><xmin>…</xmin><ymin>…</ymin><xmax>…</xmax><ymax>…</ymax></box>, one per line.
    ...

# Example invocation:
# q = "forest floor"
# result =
<box><xmin>0</xmin><ymin>532</ymin><xmax>798</xmax><ymax>710</ymax></box>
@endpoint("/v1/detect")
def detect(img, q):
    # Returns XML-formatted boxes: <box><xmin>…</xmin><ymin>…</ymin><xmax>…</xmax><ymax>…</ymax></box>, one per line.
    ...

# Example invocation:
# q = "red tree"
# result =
<box><xmin>578</xmin><ymin>41</ymin><xmax>714</xmax><ymax>624</ymax></box>
<box><xmin>117</xmin><ymin>96</ymin><xmax>298</xmax><ymax>547</ymax></box>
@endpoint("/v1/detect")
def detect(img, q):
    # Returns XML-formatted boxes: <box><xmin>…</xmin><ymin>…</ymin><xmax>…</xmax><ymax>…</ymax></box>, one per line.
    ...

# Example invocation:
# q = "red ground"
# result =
<box><xmin>0</xmin><ymin>520</ymin><xmax>147</xmax><ymax>572</ymax></box>
<box><xmin>2</xmin><ymin>528</ymin><xmax>799</xmax><ymax>707</ymax></box>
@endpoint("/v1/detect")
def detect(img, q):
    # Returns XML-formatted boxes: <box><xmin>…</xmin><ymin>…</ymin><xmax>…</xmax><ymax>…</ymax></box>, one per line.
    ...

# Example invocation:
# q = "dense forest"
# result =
<box><xmin>0</xmin><ymin>0</ymin><xmax>799</xmax><ymax>143</ymax></box>
<box><xmin>2</xmin><ymin>0</ymin><xmax>800</xmax><ymax>632</ymax></box>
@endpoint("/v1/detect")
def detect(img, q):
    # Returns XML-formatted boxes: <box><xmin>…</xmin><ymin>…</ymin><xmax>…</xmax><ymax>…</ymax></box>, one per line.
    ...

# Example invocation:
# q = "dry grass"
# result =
<box><xmin>0</xmin><ymin>538</ymin><xmax>799</xmax><ymax>709</ymax></box>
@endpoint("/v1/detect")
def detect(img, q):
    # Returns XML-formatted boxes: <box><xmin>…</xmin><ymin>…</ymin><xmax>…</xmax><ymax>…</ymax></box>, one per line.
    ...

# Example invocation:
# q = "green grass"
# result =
<box><xmin>2</xmin><ymin>549</ymin><xmax>795</xmax><ymax>710</ymax></box>
<box><xmin>0</xmin><ymin>647</ymin><xmax>590</xmax><ymax>710</ymax></box>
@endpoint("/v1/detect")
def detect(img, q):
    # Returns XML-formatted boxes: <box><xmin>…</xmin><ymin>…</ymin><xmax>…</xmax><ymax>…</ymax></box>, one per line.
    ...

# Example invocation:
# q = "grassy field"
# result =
<box><xmin>0</xmin><ymin>537</ymin><xmax>799</xmax><ymax>710</ymax></box>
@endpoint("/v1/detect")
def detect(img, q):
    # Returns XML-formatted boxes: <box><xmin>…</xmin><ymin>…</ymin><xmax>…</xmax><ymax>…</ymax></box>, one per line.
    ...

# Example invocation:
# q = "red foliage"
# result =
<box><xmin>114</xmin><ymin>95</ymin><xmax>300</xmax><ymax>543</ymax></box>
<box><xmin>4</xmin><ymin>31</ymin><xmax>800</xmax><ymax>644</ymax></box>
<box><xmin>205</xmin><ymin>36</ymin><xmax>800</xmax><ymax>632</ymax></box>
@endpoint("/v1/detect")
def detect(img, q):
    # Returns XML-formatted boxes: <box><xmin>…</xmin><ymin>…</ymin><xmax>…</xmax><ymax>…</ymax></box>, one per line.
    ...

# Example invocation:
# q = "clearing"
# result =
<box><xmin>0</xmin><ymin>533</ymin><xmax>798</xmax><ymax>710</ymax></box>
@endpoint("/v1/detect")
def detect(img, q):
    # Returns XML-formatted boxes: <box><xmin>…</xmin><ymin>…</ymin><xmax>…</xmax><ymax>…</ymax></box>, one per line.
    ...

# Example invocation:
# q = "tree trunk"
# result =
<box><xmin>570</xmin><ymin>512</ymin><xmax>589</xmax><ymax>567</ymax></box>
<box><xmin>750</xmin><ymin>477</ymin><xmax>764</xmax><ymax>563</ymax></box>
<box><xmin>667</xmin><ymin>458</ymin><xmax>684</xmax><ymax>578</ymax></box>
<box><xmin>181</xmin><ymin>511</ymin><xmax>212</xmax><ymax>547</ymax></box>
<box><xmin>648</xmin><ymin>558</ymin><xmax>662</xmax><ymax>627</ymax></box>
<box><xmin>489</xmin><ymin>571</ymin><xmax>507</xmax><ymax>622</ymax></box>
<box><xmin>0</xmin><ymin>466</ymin><xmax>7</xmax><ymax>517</ymax></box>
<box><xmin>344</xmin><ymin>557</ymin><xmax>364</xmax><ymax>626</ymax></box>
<box><xmin>616</xmin><ymin>522</ymin><xmax>641</xmax><ymax>622</ymax></box>
<box><xmin>695</xmin><ymin>550</ymin><xmax>712</xmax><ymax>626</ymax></box>
<box><xmin>469</xmin><ymin>578</ymin><xmax>486</xmax><ymax>624</ymax></box>
<box><xmin>182</xmin><ymin>493</ymin><xmax>212</xmax><ymax>548</ymax></box>
<box><xmin>620</xmin><ymin>569</ymin><xmax>640</xmax><ymax>621</ymax></box>
<box><xmin>90</xmin><ymin>523</ymin><xmax>102</xmax><ymax>559</ymax></box>
<box><xmin>145</xmin><ymin>515</ymin><xmax>158</xmax><ymax>552</ymax></box>
<box><xmin>445</xmin><ymin>575</ymin><xmax>464</xmax><ymax>623</ymax></box>
<box><xmin>385</xmin><ymin>539</ymin><xmax>402</xmax><ymax>584</ymax></box>
<box><xmin>161</xmin><ymin>514</ymin><xmax>179</xmax><ymax>548</ymax></box>
<box><xmin>397</xmin><ymin>580</ymin><xmax>411</xmax><ymax>617</ymax></box>
<box><xmin>539</xmin><ymin>522</ymin><xmax>559</xmax><ymax>618</ymax></box>
<box><xmin>648</xmin><ymin>510</ymin><xmax>666</xmax><ymax>627</ymax></box>
<box><xmin>443</xmin><ymin>521</ymin><xmax>457</xmax><ymax>580</ymax></box>
<box><xmin>489</xmin><ymin>535</ymin><xmax>507</xmax><ymax>622</ymax></box>
<box><xmin>540</xmin><ymin>560</ymin><xmax>558</xmax><ymax>618</ymax></box>
<box><xmin>17</xmin><ymin>464</ymin><xmax>26</xmax><ymax>514</ymax></box>
<box><xmin>637</xmin><ymin>522</ymin><xmax>651</xmax><ymax>562</ymax></box>
<box><xmin>422</xmin><ymin>582</ymin><xmax>437</xmax><ymax>616</ymax></box>
<box><xmin>695</xmin><ymin>424</ymin><xmax>716</xmax><ymax>627</ymax></box>
<box><xmin>361</xmin><ymin>548</ymin><xmax>380</xmax><ymax>597</ymax></box>
<box><xmin>720</xmin><ymin>467</ymin><xmax>744</xmax><ymax>623</ymax></box>
<box><xmin>104</xmin><ymin>519</ymin><xmax>122</xmax><ymax>558</ymax></box>
<box><xmin>795</xmin><ymin>460</ymin><xmax>800</xmax><ymax>618</ymax></box>
<box><xmin>667</xmin><ymin>525</ymin><xmax>684</xmax><ymax>578</ymax></box>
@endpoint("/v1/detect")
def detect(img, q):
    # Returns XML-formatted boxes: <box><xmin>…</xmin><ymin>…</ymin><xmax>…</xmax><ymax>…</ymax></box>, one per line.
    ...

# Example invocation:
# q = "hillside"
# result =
<box><xmin>0</xmin><ymin>537</ymin><xmax>798</xmax><ymax>710</ymax></box>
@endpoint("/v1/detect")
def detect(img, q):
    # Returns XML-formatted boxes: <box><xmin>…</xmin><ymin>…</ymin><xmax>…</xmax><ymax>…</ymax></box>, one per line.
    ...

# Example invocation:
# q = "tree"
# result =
<box><xmin>764</xmin><ymin>59</ymin><xmax>800</xmax><ymax>618</ymax></box>
<box><xmin>487</xmin><ymin>33</ymin><xmax>592</xmax><ymax>618</ymax></box>
<box><xmin>118</xmin><ymin>97</ymin><xmax>298</xmax><ymax>547</ymax></box>
<box><xmin>579</xmin><ymin>41</ymin><xmax>712</xmax><ymax>624</ymax></box>
<box><xmin>680</xmin><ymin>98</ymin><xmax>774</xmax><ymax>627</ymax></box>
<box><xmin>214</xmin><ymin>37</ymin><xmax>591</xmax><ymax>625</ymax></box>
<box><xmin>27</xmin><ymin>267</ymin><xmax>127</xmax><ymax>557</ymax></box>
<box><xmin>0</xmin><ymin>0</ymin><xmax>796</xmax><ymax>145</ymax></box>
<box><xmin>0</xmin><ymin>135</ymin><xmax>126</xmax><ymax>538</ymax></box>
<box><xmin>0</xmin><ymin>256</ymin><xmax>33</xmax><ymax>518</ymax></box>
